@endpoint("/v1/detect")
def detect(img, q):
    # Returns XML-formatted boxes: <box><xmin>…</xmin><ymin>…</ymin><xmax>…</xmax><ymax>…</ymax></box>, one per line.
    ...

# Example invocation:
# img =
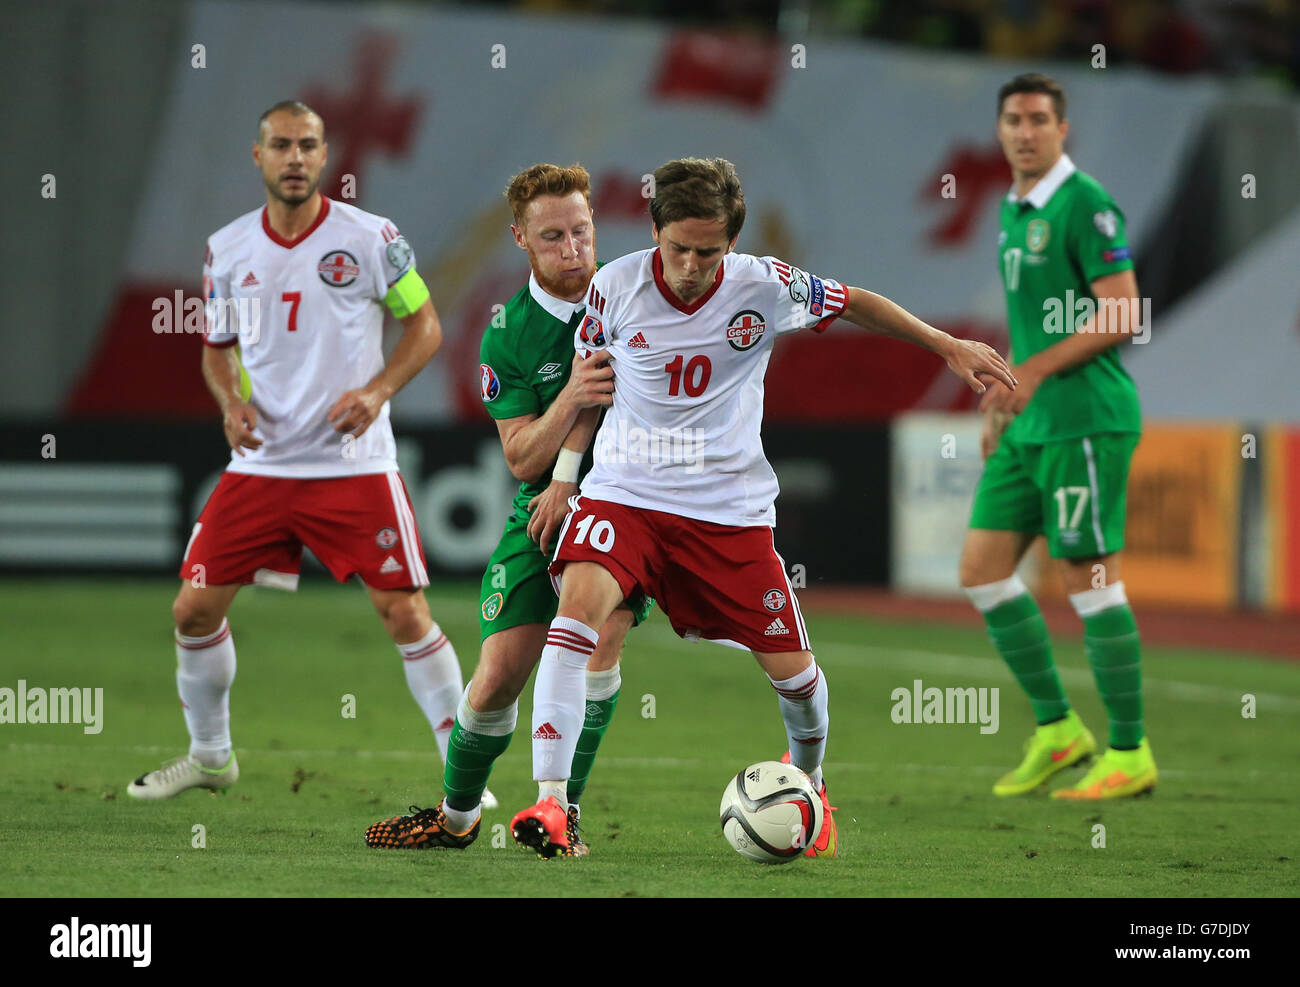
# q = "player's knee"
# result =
<box><xmin>470</xmin><ymin>661</ymin><xmax>526</xmax><ymax>710</ymax></box>
<box><xmin>958</xmin><ymin>546</ymin><xmax>1010</xmax><ymax>589</ymax></box>
<box><xmin>376</xmin><ymin>589</ymin><xmax>430</xmax><ymax>641</ymax></box>
<box><xmin>172</xmin><ymin>591</ymin><xmax>224</xmax><ymax>637</ymax></box>
<box><xmin>588</xmin><ymin>637</ymin><xmax>623</xmax><ymax>671</ymax></box>
<box><xmin>958</xmin><ymin>555</ymin><xmax>985</xmax><ymax>589</ymax></box>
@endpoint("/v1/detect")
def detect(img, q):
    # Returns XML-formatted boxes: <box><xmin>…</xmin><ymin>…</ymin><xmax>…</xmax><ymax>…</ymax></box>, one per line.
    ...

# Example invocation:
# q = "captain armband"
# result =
<box><xmin>383</xmin><ymin>268</ymin><xmax>431</xmax><ymax>319</ymax></box>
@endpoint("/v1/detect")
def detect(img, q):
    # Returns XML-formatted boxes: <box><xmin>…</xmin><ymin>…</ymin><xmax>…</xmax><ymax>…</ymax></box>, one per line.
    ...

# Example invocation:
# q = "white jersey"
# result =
<box><xmin>577</xmin><ymin>248</ymin><xmax>849</xmax><ymax>527</ymax></box>
<box><xmin>203</xmin><ymin>196</ymin><xmax>415</xmax><ymax>477</ymax></box>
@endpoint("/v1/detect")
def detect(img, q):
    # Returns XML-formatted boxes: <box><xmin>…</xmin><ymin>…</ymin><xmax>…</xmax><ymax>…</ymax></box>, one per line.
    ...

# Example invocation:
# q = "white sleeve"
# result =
<box><xmin>574</xmin><ymin>273</ymin><xmax>616</xmax><ymax>356</ymax></box>
<box><xmin>202</xmin><ymin>239</ymin><xmax>238</xmax><ymax>348</ymax></box>
<box><xmin>374</xmin><ymin>217</ymin><xmax>416</xmax><ymax>294</ymax></box>
<box><xmin>765</xmin><ymin>256</ymin><xmax>850</xmax><ymax>335</ymax></box>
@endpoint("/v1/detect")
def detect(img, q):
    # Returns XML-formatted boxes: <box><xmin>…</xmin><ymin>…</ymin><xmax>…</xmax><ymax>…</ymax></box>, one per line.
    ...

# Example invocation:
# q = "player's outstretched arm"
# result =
<box><xmin>202</xmin><ymin>344</ymin><xmax>262</xmax><ymax>456</ymax></box>
<box><xmin>497</xmin><ymin>350</ymin><xmax>613</xmax><ymax>484</ymax></box>
<box><xmin>525</xmin><ymin>405</ymin><xmax>602</xmax><ymax>553</ymax></box>
<box><xmin>982</xmin><ymin>269</ymin><xmax>1140</xmax><ymax>417</ymax></box>
<box><xmin>328</xmin><ymin>299</ymin><xmax>441</xmax><ymax>437</ymax></box>
<box><xmin>839</xmin><ymin>287</ymin><xmax>1017</xmax><ymax>395</ymax></box>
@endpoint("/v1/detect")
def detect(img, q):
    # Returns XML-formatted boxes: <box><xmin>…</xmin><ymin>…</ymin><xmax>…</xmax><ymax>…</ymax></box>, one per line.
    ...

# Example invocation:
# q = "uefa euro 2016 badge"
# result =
<box><xmin>480</xmin><ymin>364</ymin><xmax>500</xmax><ymax>402</ymax></box>
<box><xmin>1026</xmin><ymin>219</ymin><xmax>1050</xmax><ymax>253</ymax></box>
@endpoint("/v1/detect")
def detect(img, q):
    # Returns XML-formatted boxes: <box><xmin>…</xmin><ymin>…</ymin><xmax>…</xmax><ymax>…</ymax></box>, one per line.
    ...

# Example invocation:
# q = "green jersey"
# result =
<box><xmin>479</xmin><ymin>274</ymin><xmax>585</xmax><ymax>517</ymax></box>
<box><xmin>997</xmin><ymin>154</ymin><xmax>1142</xmax><ymax>443</ymax></box>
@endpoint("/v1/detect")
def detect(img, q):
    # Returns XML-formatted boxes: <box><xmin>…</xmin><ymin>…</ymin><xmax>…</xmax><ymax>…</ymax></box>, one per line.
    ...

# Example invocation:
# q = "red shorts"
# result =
<box><xmin>549</xmin><ymin>497</ymin><xmax>810</xmax><ymax>654</ymax></box>
<box><xmin>180</xmin><ymin>471</ymin><xmax>429</xmax><ymax>590</ymax></box>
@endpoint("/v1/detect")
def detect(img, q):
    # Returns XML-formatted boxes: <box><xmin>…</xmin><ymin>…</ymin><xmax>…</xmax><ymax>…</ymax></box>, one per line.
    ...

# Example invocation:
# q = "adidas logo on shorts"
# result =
<box><xmin>764</xmin><ymin>617</ymin><xmax>790</xmax><ymax>636</ymax></box>
<box><xmin>533</xmin><ymin>722</ymin><xmax>562</xmax><ymax>740</ymax></box>
<box><xmin>379</xmin><ymin>556</ymin><xmax>403</xmax><ymax>574</ymax></box>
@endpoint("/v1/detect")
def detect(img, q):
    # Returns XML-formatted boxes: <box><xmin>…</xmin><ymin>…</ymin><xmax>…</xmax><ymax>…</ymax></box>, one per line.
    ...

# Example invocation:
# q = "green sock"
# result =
<box><xmin>443</xmin><ymin>718</ymin><xmax>513</xmax><ymax>812</ymax></box>
<box><xmin>983</xmin><ymin>593</ymin><xmax>1070</xmax><ymax>725</ymax></box>
<box><xmin>567</xmin><ymin>687</ymin><xmax>620</xmax><ymax>805</ymax></box>
<box><xmin>1080</xmin><ymin>603</ymin><xmax>1144</xmax><ymax>749</ymax></box>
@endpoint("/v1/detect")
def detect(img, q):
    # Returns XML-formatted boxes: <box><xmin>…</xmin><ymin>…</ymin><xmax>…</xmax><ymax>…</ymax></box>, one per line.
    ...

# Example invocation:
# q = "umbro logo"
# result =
<box><xmin>627</xmin><ymin>332</ymin><xmax>649</xmax><ymax>349</ymax></box>
<box><xmin>241</xmin><ymin>272</ymin><xmax>260</xmax><ymax>287</ymax></box>
<box><xmin>537</xmin><ymin>362</ymin><xmax>563</xmax><ymax>382</ymax></box>
<box><xmin>764</xmin><ymin>617</ymin><xmax>791</xmax><ymax>636</ymax></box>
<box><xmin>533</xmin><ymin>722</ymin><xmax>562</xmax><ymax>740</ymax></box>
<box><xmin>379</xmin><ymin>556</ymin><xmax>403</xmax><ymax>574</ymax></box>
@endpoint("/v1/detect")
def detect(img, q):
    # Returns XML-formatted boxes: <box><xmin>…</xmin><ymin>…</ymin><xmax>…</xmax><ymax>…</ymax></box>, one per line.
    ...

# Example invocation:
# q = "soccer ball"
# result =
<box><xmin>719</xmin><ymin>760</ymin><xmax>824</xmax><ymax>864</ymax></box>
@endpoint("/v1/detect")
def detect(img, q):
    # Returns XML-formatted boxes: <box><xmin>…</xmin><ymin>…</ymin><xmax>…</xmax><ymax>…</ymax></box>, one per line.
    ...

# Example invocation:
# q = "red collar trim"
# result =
<box><xmin>652</xmin><ymin>249</ymin><xmax>725</xmax><ymax>315</ymax></box>
<box><xmin>262</xmin><ymin>195</ymin><xmax>331</xmax><ymax>248</ymax></box>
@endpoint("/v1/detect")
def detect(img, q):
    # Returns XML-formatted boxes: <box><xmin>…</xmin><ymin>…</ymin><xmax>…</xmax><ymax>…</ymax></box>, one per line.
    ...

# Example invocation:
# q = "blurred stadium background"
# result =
<box><xmin>3</xmin><ymin>0</ymin><xmax>1299</xmax><ymax>647</ymax></box>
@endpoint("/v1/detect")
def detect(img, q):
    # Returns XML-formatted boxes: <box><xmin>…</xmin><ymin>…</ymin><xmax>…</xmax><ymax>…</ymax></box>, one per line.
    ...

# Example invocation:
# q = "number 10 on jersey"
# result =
<box><xmin>665</xmin><ymin>354</ymin><xmax>712</xmax><ymax>397</ymax></box>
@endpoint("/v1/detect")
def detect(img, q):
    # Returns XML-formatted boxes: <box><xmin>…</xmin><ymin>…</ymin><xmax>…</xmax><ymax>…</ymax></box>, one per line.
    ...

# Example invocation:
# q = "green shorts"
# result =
<box><xmin>478</xmin><ymin>511</ymin><xmax>655</xmax><ymax>641</ymax></box>
<box><xmin>968</xmin><ymin>431</ymin><xmax>1139</xmax><ymax>560</ymax></box>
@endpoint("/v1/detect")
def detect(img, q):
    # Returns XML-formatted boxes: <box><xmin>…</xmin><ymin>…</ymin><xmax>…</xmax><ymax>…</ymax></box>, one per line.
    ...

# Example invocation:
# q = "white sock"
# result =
<box><xmin>770</xmin><ymin>659</ymin><xmax>828</xmax><ymax>790</ymax></box>
<box><xmin>531</xmin><ymin>616</ymin><xmax>597</xmax><ymax>802</ymax></box>
<box><xmin>175</xmin><ymin>619</ymin><xmax>236</xmax><ymax>768</ymax></box>
<box><xmin>399</xmin><ymin>623</ymin><xmax>463</xmax><ymax>764</ymax></box>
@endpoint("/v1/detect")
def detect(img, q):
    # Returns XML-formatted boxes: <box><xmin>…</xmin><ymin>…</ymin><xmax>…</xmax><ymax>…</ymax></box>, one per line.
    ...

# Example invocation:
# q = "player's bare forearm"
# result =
<box><xmin>840</xmin><ymin>287</ymin><xmax>955</xmax><ymax>355</ymax></box>
<box><xmin>524</xmin><ymin>409</ymin><xmax>600</xmax><ymax>551</ymax></box>
<box><xmin>499</xmin><ymin>351</ymin><xmax>614</xmax><ymax>482</ymax></box>
<box><xmin>841</xmin><ymin>287</ymin><xmax>1016</xmax><ymax>393</ymax></box>
<box><xmin>985</xmin><ymin>270</ymin><xmax>1140</xmax><ymax>416</ymax></box>
<box><xmin>499</xmin><ymin>395</ymin><xmax>583</xmax><ymax>484</ymax></box>
<box><xmin>366</xmin><ymin>299</ymin><xmax>442</xmax><ymax>403</ymax></box>
<box><xmin>562</xmin><ymin>406</ymin><xmax>600</xmax><ymax>456</ymax></box>
<box><xmin>201</xmin><ymin>344</ymin><xmax>243</xmax><ymax>412</ymax></box>
<box><xmin>203</xmin><ymin>343</ymin><xmax>262</xmax><ymax>455</ymax></box>
<box><xmin>1021</xmin><ymin>325</ymin><xmax>1126</xmax><ymax>380</ymax></box>
<box><xmin>1019</xmin><ymin>270</ymin><xmax>1142</xmax><ymax>380</ymax></box>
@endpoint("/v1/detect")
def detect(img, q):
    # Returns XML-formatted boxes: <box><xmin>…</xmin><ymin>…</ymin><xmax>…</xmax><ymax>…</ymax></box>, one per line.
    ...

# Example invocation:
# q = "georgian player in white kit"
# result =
<box><xmin>510</xmin><ymin>157</ymin><xmax>1015</xmax><ymax>857</ymax></box>
<box><xmin>127</xmin><ymin>101</ymin><xmax>492</xmax><ymax>805</ymax></box>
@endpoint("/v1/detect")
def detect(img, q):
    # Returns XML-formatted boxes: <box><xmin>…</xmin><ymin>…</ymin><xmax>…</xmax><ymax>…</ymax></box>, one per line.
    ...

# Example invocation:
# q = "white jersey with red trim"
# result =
<box><xmin>576</xmin><ymin>248</ymin><xmax>849</xmax><ymax>527</ymax></box>
<box><xmin>202</xmin><ymin>196</ymin><xmax>416</xmax><ymax>477</ymax></box>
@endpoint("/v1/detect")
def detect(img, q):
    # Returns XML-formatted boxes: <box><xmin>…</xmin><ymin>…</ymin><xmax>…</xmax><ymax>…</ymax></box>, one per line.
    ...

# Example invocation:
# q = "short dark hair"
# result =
<box><xmin>649</xmin><ymin>157</ymin><xmax>746</xmax><ymax>241</ymax></box>
<box><xmin>997</xmin><ymin>73</ymin><xmax>1066</xmax><ymax>123</ymax></box>
<box><xmin>257</xmin><ymin>100</ymin><xmax>324</xmax><ymax>144</ymax></box>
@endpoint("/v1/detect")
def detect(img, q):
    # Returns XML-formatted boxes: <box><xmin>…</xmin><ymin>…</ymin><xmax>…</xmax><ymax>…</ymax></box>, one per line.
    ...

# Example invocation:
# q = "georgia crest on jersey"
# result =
<box><xmin>576</xmin><ymin>248</ymin><xmax>848</xmax><ymax>527</ymax></box>
<box><xmin>202</xmin><ymin>197</ymin><xmax>416</xmax><ymax>477</ymax></box>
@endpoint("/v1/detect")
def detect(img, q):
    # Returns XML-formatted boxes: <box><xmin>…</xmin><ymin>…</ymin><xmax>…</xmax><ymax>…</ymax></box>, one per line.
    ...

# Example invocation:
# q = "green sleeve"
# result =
<box><xmin>479</xmin><ymin>328</ymin><xmax>540</xmax><ymax>420</ymax></box>
<box><xmin>1072</xmin><ymin>187</ymin><xmax>1135</xmax><ymax>284</ymax></box>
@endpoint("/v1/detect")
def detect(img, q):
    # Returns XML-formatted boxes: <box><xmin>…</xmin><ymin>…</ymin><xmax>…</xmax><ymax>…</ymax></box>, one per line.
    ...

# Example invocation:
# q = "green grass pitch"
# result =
<box><xmin>2</xmin><ymin>578</ymin><xmax>1296</xmax><ymax>897</ymax></box>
